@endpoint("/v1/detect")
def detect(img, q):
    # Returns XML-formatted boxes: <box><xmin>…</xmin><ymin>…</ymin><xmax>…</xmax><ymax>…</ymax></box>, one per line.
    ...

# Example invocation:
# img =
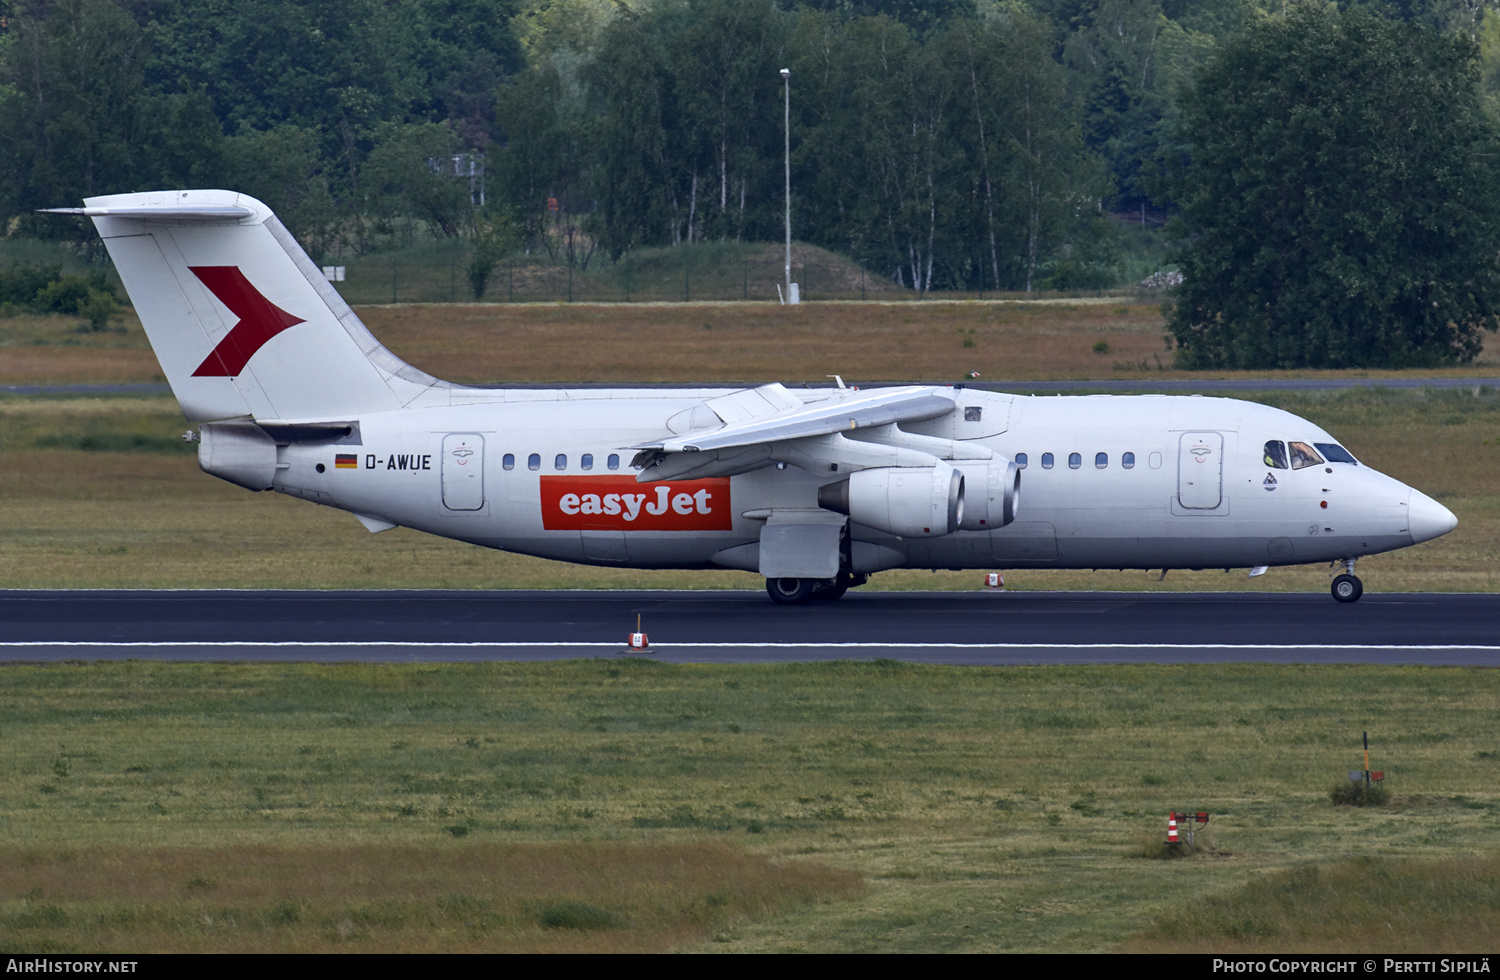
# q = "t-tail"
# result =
<box><xmin>48</xmin><ymin>190</ymin><xmax>449</xmax><ymax>424</ymax></box>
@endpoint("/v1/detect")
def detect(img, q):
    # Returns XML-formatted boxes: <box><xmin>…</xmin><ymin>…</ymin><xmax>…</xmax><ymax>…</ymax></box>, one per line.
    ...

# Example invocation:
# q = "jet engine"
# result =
<box><xmin>818</xmin><ymin>463</ymin><xmax>964</xmax><ymax>537</ymax></box>
<box><xmin>954</xmin><ymin>457</ymin><xmax>1020</xmax><ymax>530</ymax></box>
<box><xmin>198</xmin><ymin>421</ymin><xmax>278</xmax><ymax>491</ymax></box>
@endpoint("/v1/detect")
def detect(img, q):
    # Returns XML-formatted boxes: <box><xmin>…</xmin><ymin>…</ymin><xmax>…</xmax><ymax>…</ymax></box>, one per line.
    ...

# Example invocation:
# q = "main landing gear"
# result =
<box><xmin>765</xmin><ymin>573</ymin><xmax>868</xmax><ymax>605</ymax></box>
<box><xmin>1331</xmin><ymin>558</ymin><xmax>1363</xmax><ymax>604</ymax></box>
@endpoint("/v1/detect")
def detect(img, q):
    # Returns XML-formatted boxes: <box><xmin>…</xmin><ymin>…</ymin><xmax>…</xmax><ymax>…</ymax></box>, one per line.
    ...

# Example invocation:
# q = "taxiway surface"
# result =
<box><xmin>1</xmin><ymin>589</ymin><xmax>1496</xmax><ymax>665</ymax></box>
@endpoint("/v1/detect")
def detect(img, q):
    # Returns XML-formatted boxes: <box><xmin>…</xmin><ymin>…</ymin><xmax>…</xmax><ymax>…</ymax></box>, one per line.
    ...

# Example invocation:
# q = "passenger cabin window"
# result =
<box><xmin>1263</xmin><ymin>440</ymin><xmax>1289</xmax><ymax>469</ymax></box>
<box><xmin>581</xmin><ymin>453</ymin><xmax>594</xmax><ymax>470</ymax></box>
<box><xmin>1041</xmin><ymin>452</ymin><xmax>1054</xmax><ymax>469</ymax></box>
<box><xmin>503</xmin><ymin>453</ymin><xmax>515</xmax><ymax>471</ymax></box>
<box><xmin>1315</xmin><ymin>443</ymin><xmax>1358</xmax><ymax>465</ymax></box>
<box><xmin>1095</xmin><ymin>452</ymin><xmax>1108</xmax><ymax>469</ymax></box>
<box><xmin>1122</xmin><ymin>452</ymin><xmax>1136</xmax><ymax>469</ymax></box>
<box><xmin>555</xmin><ymin>454</ymin><xmax>567</xmax><ymax>470</ymax></box>
<box><xmin>607</xmin><ymin>453</ymin><xmax>620</xmax><ymax>470</ymax></box>
<box><xmin>1068</xmin><ymin>452</ymin><xmax>1081</xmax><ymax>469</ymax></box>
<box><xmin>1015</xmin><ymin>452</ymin><xmax>1028</xmax><ymax>469</ymax></box>
<box><xmin>527</xmin><ymin>453</ymin><xmax>540</xmax><ymax>470</ymax></box>
<box><xmin>1289</xmin><ymin>441</ymin><xmax>1325</xmax><ymax>470</ymax></box>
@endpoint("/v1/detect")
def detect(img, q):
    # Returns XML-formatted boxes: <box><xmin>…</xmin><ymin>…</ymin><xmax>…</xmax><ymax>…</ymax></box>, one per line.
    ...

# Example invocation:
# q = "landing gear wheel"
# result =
<box><xmin>811</xmin><ymin>578</ymin><xmax>849</xmax><ymax>601</ymax></box>
<box><xmin>811</xmin><ymin>572</ymin><xmax>869</xmax><ymax>601</ymax></box>
<box><xmin>1331</xmin><ymin>574</ymin><xmax>1363</xmax><ymax>603</ymax></box>
<box><xmin>766</xmin><ymin>577</ymin><xmax>816</xmax><ymax>605</ymax></box>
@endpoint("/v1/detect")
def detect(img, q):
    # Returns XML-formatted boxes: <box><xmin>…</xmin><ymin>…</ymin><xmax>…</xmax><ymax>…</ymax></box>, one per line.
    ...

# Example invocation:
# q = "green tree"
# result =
<box><xmin>1166</xmin><ymin>6</ymin><xmax>1500</xmax><ymax>369</ymax></box>
<box><xmin>0</xmin><ymin>0</ymin><xmax>219</xmax><ymax>232</ymax></box>
<box><xmin>219</xmin><ymin>124</ymin><xmax>339</xmax><ymax>257</ymax></box>
<box><xmin>467</xmin><ymin>206</ymin><xmax>521</xmax><ymax>298</ymax></box>
<box><xmin>796</xmin><ymin>0</ymin><xmax>977</xmax><ymax>39</ymax></box>
<box><xmin>793</xmin><ymin>14</ymin><xmax>962</xmax><ymax>294</ymax></box>
<box><xmin>142</xmin><ymin>0</ymin><xmax>425</xmax><ymax>141</ymax></box>
<box><xmin>948</xmin><ymin>11</ymin><xmax>1105</xmax><ymax>292</ymax></box>
<box><xmin>494</xmin><ymin>53</ymin><xmax>596</xmax><ymax>259</ymax></box>
<box><xmin>669</xmin><ymin>0</ymin><xmax>788</xmax><ymax>243</ymax></box>
<box><xmin>362</xmin><ymin>121</ymin><xmax>474</xmax><ymax>241</ymax></box>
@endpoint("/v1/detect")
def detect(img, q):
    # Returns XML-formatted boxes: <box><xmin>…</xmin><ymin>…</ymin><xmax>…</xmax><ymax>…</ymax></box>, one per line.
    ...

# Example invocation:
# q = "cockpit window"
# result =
<box><xmin>1289</xmin><ymin>441</ymin><xmax>1325</xmax><ymax>470</ymax></box>
<box><xmin>1315</xmin><ymin>443</ymin><xmax>1358</xmax><ymax>465</ymax></box>
<box><xmin>1263</xmin><ymin>440</ymin><xmax>1288</xmax><ymax>469</ymax></box>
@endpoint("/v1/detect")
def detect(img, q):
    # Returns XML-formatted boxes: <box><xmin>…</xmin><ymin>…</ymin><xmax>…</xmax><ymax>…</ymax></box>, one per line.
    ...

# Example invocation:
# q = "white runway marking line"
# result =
<box><xmin>4</xmin><ymin>642</ymin><xmax>1500</xmax><ymax>651</ymax></box>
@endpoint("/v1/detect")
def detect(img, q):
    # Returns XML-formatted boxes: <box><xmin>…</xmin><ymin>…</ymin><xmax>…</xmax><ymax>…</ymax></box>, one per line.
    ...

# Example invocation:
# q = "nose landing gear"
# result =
<box><xmin>1331</xmin><ymin>558</ymin><xmax>1363</xmax><ymax>603</ymax></box>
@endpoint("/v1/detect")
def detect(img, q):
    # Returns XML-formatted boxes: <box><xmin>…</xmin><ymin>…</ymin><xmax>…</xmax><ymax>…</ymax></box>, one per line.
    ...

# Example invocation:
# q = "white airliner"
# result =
<box><xmin>52</xmin><ymin>190</ymin><xmax>1457</xmax><ymax>604</ymax></box>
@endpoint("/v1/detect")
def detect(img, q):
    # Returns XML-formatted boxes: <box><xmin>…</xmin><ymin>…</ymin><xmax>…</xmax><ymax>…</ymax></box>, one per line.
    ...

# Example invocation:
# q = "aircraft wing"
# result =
<box><xmin>632</xmin><ymin>384</ymin><xmax>960</xmax><ymax>481</ymax></box>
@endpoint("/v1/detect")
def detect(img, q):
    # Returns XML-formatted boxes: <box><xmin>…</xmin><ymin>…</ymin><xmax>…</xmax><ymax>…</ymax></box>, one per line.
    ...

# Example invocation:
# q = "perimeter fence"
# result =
<box><xmin>319</xmin><ymin>242</ymin><xmax>1167</xmax><ymax>306</ymax></box>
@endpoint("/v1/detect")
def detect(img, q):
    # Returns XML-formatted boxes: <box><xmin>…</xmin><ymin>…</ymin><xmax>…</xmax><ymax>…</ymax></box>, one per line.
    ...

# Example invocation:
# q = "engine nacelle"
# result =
<box><xmin>198</xmin><ymin>421</ymin><xmax>278</xmax><ymax>491</ymax></box>
<box><xmin>819</xmin><ymin>463</ymin><xmax>964</xmax><ymax>537</ymax></box>
<box><xmin>954</xmin><ymin>457</ymin><xmax>1020</xmax><ymax>530</ymax></box>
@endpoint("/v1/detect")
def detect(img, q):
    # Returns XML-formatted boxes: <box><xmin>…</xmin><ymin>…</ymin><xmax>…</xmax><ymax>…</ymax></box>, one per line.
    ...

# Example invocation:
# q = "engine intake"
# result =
<box><xmin>819</xmin><ymin>463</ymin><xmax>964</xmax><ymax>537</ymax></box>
<box><xmin>955</xmin><ymin>457</ymin><xmax>1020</xmax><ymax>530</ymax></box>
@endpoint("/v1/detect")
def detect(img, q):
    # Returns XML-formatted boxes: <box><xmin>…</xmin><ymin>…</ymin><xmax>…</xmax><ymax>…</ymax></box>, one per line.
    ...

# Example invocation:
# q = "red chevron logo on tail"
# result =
<box><xmin>189</xmin><ymin>267</ymin><xmax>305</xmax><ymax>377</ymax></box>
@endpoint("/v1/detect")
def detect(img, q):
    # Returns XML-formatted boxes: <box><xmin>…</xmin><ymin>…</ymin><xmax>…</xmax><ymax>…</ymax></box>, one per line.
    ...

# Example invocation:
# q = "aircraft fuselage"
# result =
<box><xmin>268</xmin><ymin>387</ymin><xmax>1442</xmax><ymax>575</ymax></box>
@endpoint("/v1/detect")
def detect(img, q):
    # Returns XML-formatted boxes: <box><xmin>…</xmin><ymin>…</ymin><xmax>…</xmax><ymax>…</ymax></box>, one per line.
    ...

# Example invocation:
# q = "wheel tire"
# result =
<box><xmin>1331</xmin><ymin>573</ymin><xmax>1363</xmax><ymax>603</ymax></box>
<box><xmin>811</xmin><ymin>576</ymin><xmax>850</xmax><ymax>601</ymax></box>
<box><xmin>766</xmin><ymin>577</ymin><xmax>816</xmax><ymax>605</ymax></box>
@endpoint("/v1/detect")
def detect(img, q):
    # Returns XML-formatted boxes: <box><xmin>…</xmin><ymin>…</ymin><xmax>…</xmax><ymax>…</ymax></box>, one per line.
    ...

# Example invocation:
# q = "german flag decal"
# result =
<box><xmin>335</xmin><ymin>454</ymin><xmax>358</xmax><ymax>469</ymax></box>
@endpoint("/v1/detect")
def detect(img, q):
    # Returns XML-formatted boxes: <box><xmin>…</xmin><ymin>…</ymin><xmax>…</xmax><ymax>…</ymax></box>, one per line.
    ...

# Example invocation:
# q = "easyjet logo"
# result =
<box><xmin>541</xmin><ymin>476</ymin><xmax>731</xmax><ymax>532</ymax></box>
<box><xmin>189</xmin><ymin>267</ymin><xmax>305</xmax><ymax>377</ymax></box>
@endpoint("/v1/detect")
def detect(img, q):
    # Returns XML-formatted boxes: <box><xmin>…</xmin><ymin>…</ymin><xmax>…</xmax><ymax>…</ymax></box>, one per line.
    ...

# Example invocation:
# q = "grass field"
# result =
<box><xmin>3</xmin><ymin>303</ymin><xmax>1500</xmax><ymax>953</ymax></box>
<box><xmin>0</xmin><ymin>661</ymin><xmax>1496</xmax><ymax>952</ymax></box>
<box><xmin>7</xmin><ymin>299</ymin><xmax>1500</xmax><ymax>386</ymax></box>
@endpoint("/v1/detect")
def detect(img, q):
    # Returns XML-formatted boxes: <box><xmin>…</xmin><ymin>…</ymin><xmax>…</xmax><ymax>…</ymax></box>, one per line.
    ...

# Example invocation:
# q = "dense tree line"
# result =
<box><xmin>2</xmin><ymin>0</ymin><xmax>1500</xmax><ymax>321</ymax></box>
<box><xmin>0</xmin><ymin>0</ymin><xmax>1243</xmax><ymax>287</ymax></box>
<box><xmin>498</xmin><ymin>2</ymin><xmax>1114</xmax><ymax>292</ymax></box>
<box><xmin>1166</xmin><ymin>5</ymin><xmax>1500</xmax><ymax>368</ymax></box>
<box><xmin>0</xmin><ymin>0</ymin><xmax>519</xmax><ymax>256</ymax></box>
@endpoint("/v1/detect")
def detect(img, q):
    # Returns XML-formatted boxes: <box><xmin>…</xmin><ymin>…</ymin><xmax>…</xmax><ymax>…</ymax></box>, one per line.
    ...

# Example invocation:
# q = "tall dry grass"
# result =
<box><xmin>0</xmin><ymin>842</ymin><xmax>861</xmax><ymax>952</ymax></box>
<box><xmin>1122</xmin><ymin>856</ymin><xmax>1500</xmax><ymax>953</ymax></box>
<box><xmin>8</xmin><ymin>300</ymin><xmax>1500</xmax><ymax>385</ymax></box>
<box><xmin>356</xmin><ymin>300</ymin><xmax>1175</xmax><ymax>384</ymax></box>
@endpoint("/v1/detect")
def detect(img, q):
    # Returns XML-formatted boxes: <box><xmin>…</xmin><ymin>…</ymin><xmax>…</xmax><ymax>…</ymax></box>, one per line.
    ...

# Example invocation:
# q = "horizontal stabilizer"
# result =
<box><xmin>41</xmin><ymin>204</ymin><xmax>257</xmax><ymax>221</ymax></box>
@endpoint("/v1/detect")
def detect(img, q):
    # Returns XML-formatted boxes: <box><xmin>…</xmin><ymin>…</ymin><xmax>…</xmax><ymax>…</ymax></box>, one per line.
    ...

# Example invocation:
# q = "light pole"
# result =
<box><xmin>781</xmin><ymin>67</ymin><xmax>794</xmax><ymax>304</ymax></box>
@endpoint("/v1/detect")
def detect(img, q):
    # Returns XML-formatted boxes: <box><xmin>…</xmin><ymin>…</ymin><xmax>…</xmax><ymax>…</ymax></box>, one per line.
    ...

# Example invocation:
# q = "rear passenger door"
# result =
<box><xmin>441</xmin><ymin>433</ymin><xmax>484</xmax><ymax>511</ymax></box>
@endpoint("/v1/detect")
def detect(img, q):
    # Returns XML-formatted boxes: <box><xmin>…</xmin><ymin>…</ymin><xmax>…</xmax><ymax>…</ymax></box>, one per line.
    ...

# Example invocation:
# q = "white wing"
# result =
<box><xmin>628</xmin><ymin>383</ymin><xmax>1010</xmax><ymax>483</ymax></box>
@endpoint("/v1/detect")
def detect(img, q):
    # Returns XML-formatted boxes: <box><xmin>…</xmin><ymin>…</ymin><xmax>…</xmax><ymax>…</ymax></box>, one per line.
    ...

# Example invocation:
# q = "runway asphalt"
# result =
<box><xmin>2</xmin><ymin>589</ymin><xmax>1497</xmax><ymax>665</ymax></box>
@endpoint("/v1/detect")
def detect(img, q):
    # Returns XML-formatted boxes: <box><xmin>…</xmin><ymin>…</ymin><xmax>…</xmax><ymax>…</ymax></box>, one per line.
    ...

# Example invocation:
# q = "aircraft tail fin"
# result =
<box><xmin>54</xmin><ymin>190</ymin><xmax>448</xmax><ymax>423</ymax></box>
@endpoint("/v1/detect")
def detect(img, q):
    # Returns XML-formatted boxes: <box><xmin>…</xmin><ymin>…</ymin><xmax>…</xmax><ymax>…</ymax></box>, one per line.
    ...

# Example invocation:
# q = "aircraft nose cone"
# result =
<box><xmin>1408</xmin><ymin>489</ymin><xmax>1457</xmax><ymax>544</ymax></box>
